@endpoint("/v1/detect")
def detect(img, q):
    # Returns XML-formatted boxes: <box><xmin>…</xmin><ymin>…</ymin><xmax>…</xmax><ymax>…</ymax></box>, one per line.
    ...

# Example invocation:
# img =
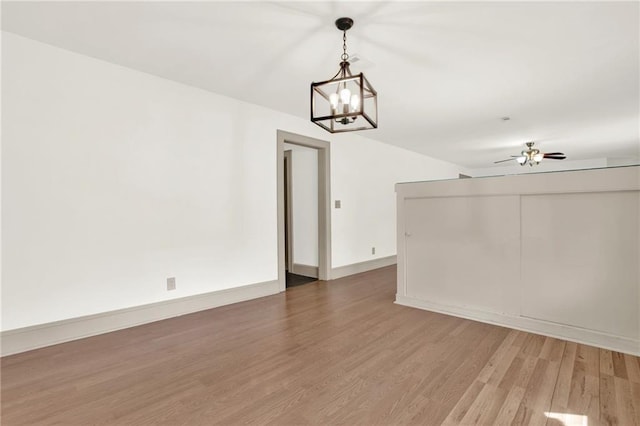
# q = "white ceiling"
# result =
<box><xmin>2</xmin><ymin>1</ymin><xmax>638</xmax><ymax>168</ymax></box>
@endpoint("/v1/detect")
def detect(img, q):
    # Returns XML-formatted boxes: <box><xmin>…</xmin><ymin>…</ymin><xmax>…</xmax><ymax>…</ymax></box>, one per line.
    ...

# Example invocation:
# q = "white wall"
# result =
<box><xmin>2</xmin><ymin>33</ymin><xmax>277</xmax><ymax>330</ymax></box>
<box><xmin>283</xmin><ymin>143</ymin><xmax>318</xmax><ymax>267</ymax></box>
<box><xmin>330</xmin><ymin>139</ymin><xmax>462</xmax><ymax>267</ymax></box>
<box><xmin>2</xmin><ymin>33</ymin><xmax>464</xmax><ymax>330</ymax></box>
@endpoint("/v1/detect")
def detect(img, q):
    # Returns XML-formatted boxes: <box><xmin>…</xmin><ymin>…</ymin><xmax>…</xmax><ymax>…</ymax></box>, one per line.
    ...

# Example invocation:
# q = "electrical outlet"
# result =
<box><xmin>335</xmin><ymin>200</ymin><xmax>341</xmax><ymax>209</ymax></box>
<box><xmin>372</xmin><ymin>247</ymin><xmax>376</xmax><ymax>255</ymax></box>
<box><xmin>167</xmin><ymin>277</ymin><xmax>176</xmax><ymax>291</ymax></box>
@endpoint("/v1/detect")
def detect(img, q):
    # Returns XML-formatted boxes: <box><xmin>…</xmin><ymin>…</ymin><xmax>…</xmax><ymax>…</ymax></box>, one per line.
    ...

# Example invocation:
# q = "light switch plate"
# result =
<box><xmin>167</xmin><ymin>277</ymin><xmax>176</xmax><ymax>291</ymax></box>
<box><xmin>335</xmin><ymin>200</ymin><xmax>341</xmax><ymax>209</ymax></box>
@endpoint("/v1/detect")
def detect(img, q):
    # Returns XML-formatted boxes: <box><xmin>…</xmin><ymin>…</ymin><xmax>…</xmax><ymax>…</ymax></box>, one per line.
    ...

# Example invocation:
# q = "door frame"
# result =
<box><xmin>277</xmin><ymin>130</ymin><xmax>332</xmax><ymax>291</ymax></box>
<box><xmin>283</xmin><ymin>149</ymin><xmax>294</xmax><ymax>273</ymax></box>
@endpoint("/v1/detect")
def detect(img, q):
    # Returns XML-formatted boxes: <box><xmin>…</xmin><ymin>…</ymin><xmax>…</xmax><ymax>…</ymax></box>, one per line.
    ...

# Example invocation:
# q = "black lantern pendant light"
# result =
<box><xmin>311</xmin><ymin>17</ymin><xmax>378</xmax><ymax>133</ymax></box>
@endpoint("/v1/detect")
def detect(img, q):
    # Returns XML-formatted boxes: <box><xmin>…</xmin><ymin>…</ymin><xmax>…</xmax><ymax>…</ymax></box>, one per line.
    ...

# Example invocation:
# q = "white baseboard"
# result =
<box><xmin>291</xmin><ymin>263</ymin><xmax>318</xmax><ymax>279</ymax></box>
<box><xmin>395</xmin><ymin>295</ymin><xmax>640</xmax><ymax>356</ymax></box>
<box><xmin>1</xmin><ymin>280</ymin><xmax>279</xmax><ymax>357</ymax></box>
<box><xmin>331</xmin><ymin>255</ymin><xmax>397</xmax><ymax>280</ymax></box>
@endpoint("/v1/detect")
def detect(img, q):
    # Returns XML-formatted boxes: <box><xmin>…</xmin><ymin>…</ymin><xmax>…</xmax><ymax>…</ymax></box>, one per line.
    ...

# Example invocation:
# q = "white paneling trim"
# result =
<box><xmin>396</xmin><ymin>295</ymin><xmax>640</xmax><ymax>356</ymax></box>
<box><xmin>396</xmin><ymin>165</ymin><xmax>639</xmax><ymax>198</ymax></box>
<box><xmin>332</xmin><ymin>256</ymin><xmax>397</xmax><ymax>280</ymax></box>
<box><xmin>291</xmin><ymin>263</ymin><xmax>319</xmax><ymax>279</ymax></box>
<box><xmin>1</xmin><ymin>280</ymin><xmax>279</xmax><ymax>356</ymax></box>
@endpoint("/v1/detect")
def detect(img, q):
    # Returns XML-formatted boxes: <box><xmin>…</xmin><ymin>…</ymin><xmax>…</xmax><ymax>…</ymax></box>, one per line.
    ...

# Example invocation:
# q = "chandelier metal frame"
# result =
<box><xmin>310</xmin><ymin>17</ymin><xmax>378</xmax><ymax>133</ymax></box>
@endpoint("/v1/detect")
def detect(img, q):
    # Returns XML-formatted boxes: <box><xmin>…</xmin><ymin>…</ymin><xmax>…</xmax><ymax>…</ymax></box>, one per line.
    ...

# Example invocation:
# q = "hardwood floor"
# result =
<box><xmin>2</xmin><ymin>265</ymin><xmax>639</xmax><ymax>425</ymax></box>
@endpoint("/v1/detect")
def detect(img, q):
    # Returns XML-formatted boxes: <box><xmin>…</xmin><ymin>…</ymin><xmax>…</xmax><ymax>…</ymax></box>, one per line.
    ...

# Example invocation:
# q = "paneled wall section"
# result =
<box><xmin>396</xmin><ymin>166</ymin><xmax>640</xmax><ymax>355</ymax></box>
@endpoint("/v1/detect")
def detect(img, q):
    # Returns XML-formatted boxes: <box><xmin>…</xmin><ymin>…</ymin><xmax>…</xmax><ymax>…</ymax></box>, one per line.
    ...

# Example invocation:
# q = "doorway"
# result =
<box><xmin>277</xmin><ymin>130</ymin><xmax>332</xmax><ymax>291</ymax></box>
<box><xmin>283</xmin><ymin>148</ymin><xmax>317</xmax><ymax>287</ymax></box>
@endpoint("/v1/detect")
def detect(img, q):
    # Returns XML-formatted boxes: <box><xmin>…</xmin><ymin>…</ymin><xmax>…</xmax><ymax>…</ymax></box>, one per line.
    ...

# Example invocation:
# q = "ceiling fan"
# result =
<box><xmin>494</xmin><ymin>142</ymin><xmax>566</xmax><ymax>166</ymax></box>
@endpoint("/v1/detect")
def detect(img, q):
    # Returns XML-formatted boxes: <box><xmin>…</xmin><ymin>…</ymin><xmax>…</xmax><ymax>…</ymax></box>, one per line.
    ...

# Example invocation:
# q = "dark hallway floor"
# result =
<box><xmin>285</xmin><ymin>272</ymin><xmax>317</xmax><ymax>288</ymax></box>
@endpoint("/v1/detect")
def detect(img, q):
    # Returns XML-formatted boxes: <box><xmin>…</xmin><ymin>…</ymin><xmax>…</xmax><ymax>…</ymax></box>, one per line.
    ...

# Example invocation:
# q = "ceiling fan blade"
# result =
<box><xmin>494</xmin><ymin>158</ymin><xmax>514</xmax><ymax>164</ymax></box>
<box><xmin>544</xmin><ymin>155</ymin><xmax>566</xmax><ymax>160</ymax></box>
<box><xmin>543</xmin><ymin>152</ymin><xmax>565</xmax><ymax>156</ymax></box>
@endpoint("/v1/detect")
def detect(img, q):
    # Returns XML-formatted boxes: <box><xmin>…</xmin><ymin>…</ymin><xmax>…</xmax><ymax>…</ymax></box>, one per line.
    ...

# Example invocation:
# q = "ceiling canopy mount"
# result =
<box><xmin>335</xmin><ymin>17</ymin><xmax>353</xmax><ymax>31</ymax></box>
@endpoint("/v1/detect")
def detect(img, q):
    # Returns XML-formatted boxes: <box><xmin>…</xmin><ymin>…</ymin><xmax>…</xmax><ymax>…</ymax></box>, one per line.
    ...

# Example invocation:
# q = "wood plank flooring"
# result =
<box><xmin>2</xmin><ymin>265</ymin><xmax>639</xmax><ymax>425</ymax></box>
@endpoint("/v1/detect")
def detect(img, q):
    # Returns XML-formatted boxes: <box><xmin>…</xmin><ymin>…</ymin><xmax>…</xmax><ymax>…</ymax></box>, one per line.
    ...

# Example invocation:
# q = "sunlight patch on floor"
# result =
<box><xmin>545</xmin><ymin>411</ymin><xmax>589</xmax><ymax>426</ymax></box>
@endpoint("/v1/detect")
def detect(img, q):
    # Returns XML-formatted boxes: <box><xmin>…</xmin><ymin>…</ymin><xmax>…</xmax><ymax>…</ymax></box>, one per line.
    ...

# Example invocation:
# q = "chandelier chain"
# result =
<box><xmin>341</xmin><ymin>31</ymin><xmax>349</xmax><ymax>62</ymax></box>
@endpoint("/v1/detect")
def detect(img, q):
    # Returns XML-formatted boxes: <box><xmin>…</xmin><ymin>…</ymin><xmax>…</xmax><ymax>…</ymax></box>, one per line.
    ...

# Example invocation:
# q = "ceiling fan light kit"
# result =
<box><xmin>495</xmin><ymin>142</ymin><xmax>566</xmax><ymax>166</ymax></box>
<box><xmin>518</xmin><ymin>142</ymin><xmax>544</xmax><ymax>166</ymax></box>
<box><xmin>310</xmin><ymin>17</ymin><xmax>378</xmax><ymax>133</ymax></box>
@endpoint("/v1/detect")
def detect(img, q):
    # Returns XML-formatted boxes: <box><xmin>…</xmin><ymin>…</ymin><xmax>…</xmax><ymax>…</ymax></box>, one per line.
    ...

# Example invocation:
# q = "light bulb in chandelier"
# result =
<box><xmin>350</xmin><ymin>94</ymin><xmax>360</xmax><ymax>111</ymax></box>
<box><xmin>329</xmin><ymin>93</ymin><xmax>339</xmax><ymax>111</ymax></box>
<box><xmin>340</xmin><ymin>88</ymin><xmax>351</xmax><ymax>105</ymax></box>
<box><xmin>339</xmin><ymin>88</ymin><xmax>352</xmax><ymax>116</ymax></box>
